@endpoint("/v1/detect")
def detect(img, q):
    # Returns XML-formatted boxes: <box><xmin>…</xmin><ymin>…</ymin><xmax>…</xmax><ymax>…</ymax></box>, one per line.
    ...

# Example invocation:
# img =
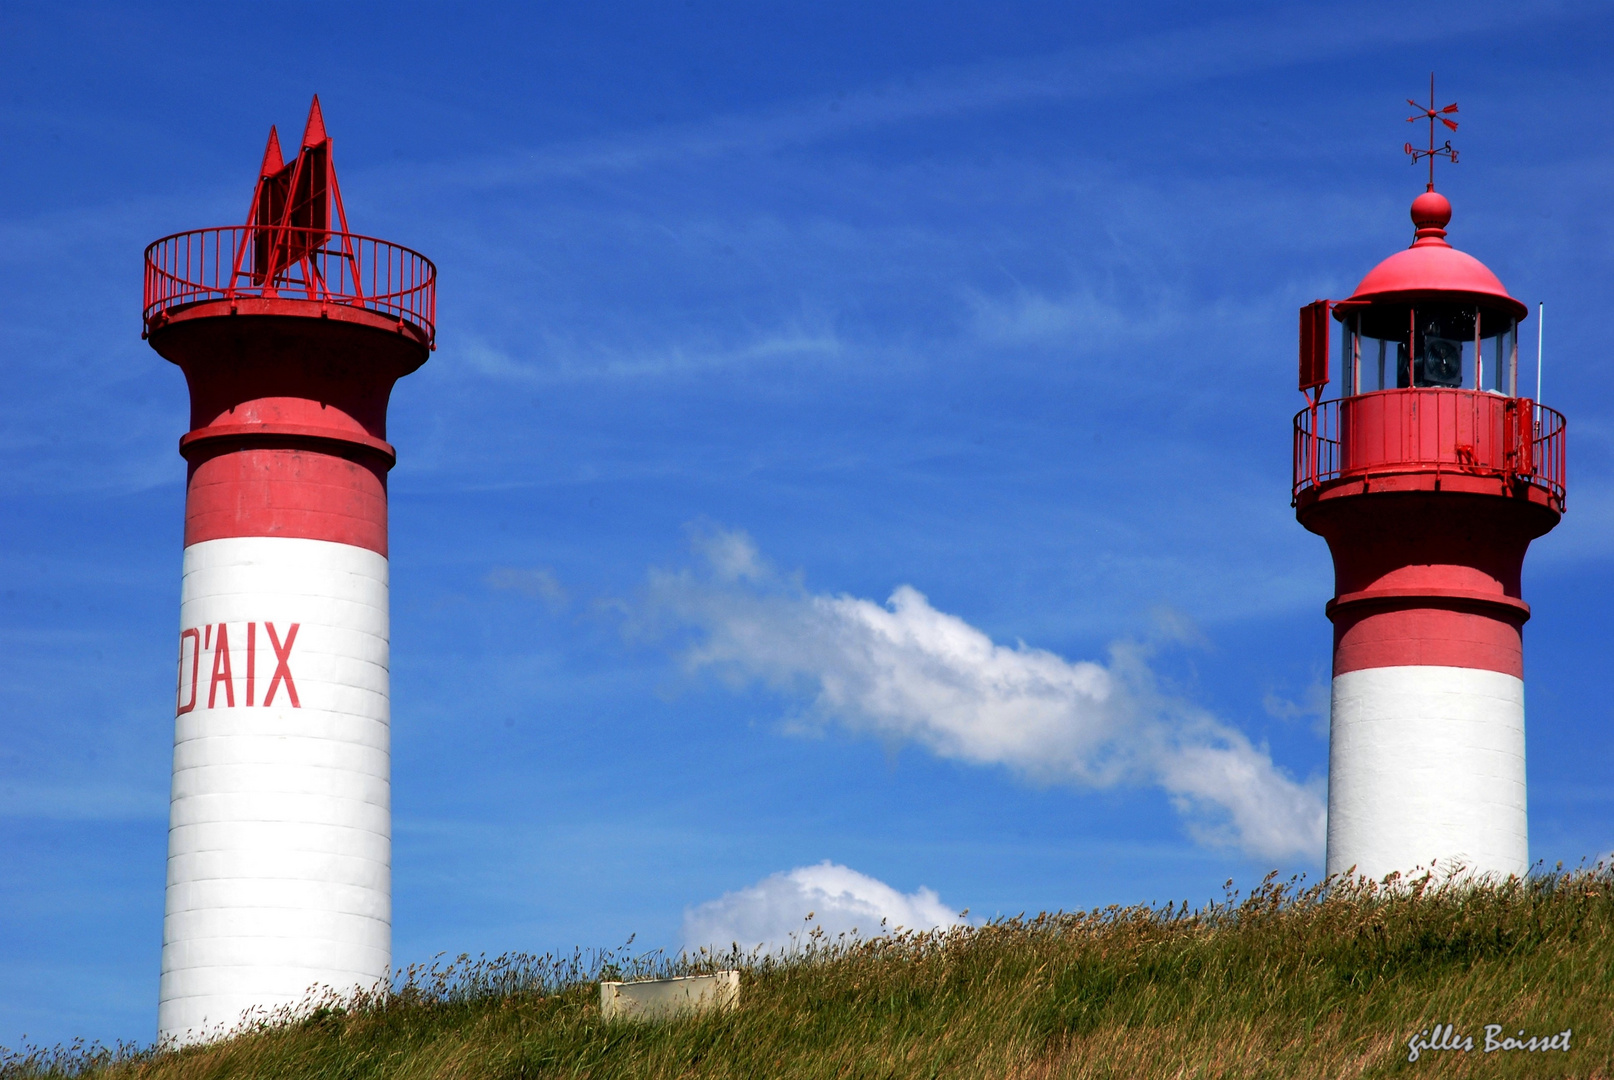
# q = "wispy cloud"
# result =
<box><xmin>380</xmin><ymin>0</ymin><xmax>1562</xmax><ymax>196</ymax></box>
<box><xmin>683</xmin><ymin>862</ymin><xmax>964</xmax><ymax>953</ymax></box>
<box><xmin>1263</xmin><ymin>680</ymin><xmax>1331</xmax><ymax>739</ymax></box>
<box><xmin>643</xmin><ymin>528</ymin><xmax>1325</xmax><ymax>861</ymax></box>
<box><xmin>487</xmin><ymin>566</ymin><xmax>569</xmax><ymax>610</ymax></box>
<box><xmin>453</xmin><ymin>324</ymin><xmax>842</xmax><ymax>386</ymax></box>
<box><xmin>962</xmin><ymin>285</ymin><xmax>1195</xmax><ymax>352</ymax></box>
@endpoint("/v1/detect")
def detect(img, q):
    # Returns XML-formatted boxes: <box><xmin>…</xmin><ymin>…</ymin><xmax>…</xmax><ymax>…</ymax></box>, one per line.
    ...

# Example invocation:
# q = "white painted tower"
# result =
<box><xmin>142</xmin><ymin>99</ymin><xmax>436</xmax><ymax>1042</ymax></box>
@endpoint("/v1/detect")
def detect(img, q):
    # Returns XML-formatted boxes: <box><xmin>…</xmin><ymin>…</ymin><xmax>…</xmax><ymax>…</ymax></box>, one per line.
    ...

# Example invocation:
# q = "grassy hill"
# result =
<box><xmin>6</xmin><ymin>868</ymin><xmax>1612</xmax><ymax>1079</ymax></box>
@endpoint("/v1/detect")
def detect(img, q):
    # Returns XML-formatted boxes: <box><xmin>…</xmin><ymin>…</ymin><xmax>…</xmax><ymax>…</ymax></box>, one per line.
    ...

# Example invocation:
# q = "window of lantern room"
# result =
<box><xmin>1341</xmin><ymin>305</ymin><xmax>1517</xmax><ymax>395</ymax></box>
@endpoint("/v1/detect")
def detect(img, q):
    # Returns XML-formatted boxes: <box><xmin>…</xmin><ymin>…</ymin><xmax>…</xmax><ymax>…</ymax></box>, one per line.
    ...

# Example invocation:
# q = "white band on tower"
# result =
<box><xmin>160</xmin><ymin>537</ymin><xmax>391</xmax><ymax>1043</ymax></box>
<box><xmin>1326</xmin><ymin>665</ymin><xmax>1527</xmax><ymax>882</ymax></box>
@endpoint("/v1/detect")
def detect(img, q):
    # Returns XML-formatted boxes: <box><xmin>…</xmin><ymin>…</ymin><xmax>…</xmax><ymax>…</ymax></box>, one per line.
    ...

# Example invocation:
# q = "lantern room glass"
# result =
<box><xmin>1340</xmin><ymin>304</ymin><xmax>1518</xmax><ymax>397</ymax></box>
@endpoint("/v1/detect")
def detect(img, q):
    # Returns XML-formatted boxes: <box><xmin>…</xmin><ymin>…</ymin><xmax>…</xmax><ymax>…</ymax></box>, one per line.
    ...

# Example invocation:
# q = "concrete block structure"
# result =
<box><xmin>600</xmin><ymin>972</ymin><xmax>741</xmax><ymax>1021</ymax></box>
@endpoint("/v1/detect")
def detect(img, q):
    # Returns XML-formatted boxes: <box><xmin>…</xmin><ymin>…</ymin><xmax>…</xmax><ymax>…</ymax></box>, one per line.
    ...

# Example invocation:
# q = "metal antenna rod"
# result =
<box><xmin>1536</xmin><ymin>301</ymin><xmax>1545</xmax><ymax>414</ymax></box>
<box><xmin>1428</xmin><ymin>72</ymin><xmax>1436</xmax><ymax>189</ymax></box>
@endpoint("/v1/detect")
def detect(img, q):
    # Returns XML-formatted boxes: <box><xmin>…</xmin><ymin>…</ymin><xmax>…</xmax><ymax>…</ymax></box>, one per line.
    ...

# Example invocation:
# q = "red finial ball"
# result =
<box><xmin>1411</xmin><ymin>190</ymin><xmax>1452</xmax><ymax>231</ymax></box>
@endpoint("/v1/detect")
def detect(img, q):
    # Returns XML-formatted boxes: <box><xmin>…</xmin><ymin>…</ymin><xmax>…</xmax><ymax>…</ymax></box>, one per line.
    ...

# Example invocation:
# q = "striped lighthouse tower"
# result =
<box><xmin>142</xmin><ymin>99</ymin><xmax>435</xmax><ymax>1043</ymax></box>
<box><xmin>1293</xmin><ymin>94</ymin><xmax>1563</xmax><ymax>882</ymax></box>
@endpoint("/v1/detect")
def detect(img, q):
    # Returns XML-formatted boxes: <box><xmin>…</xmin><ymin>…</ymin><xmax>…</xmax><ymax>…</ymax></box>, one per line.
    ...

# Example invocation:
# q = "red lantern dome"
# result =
<box><xmin>1345</xmin><ymin>191</ymin><xmax>1527</xmax><ymax>322</ymax></box>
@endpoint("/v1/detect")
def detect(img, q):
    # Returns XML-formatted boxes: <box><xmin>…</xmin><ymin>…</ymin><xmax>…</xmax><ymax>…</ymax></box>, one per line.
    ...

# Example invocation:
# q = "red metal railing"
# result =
<box><xmin>143</xmin><ymin>226</ymin><xmax>436</xmax><ymax>346</ymax></box>
<box><xmin>1294</xmin><ymin>389</ymin><xmax>1565</xmax><ymax>507</ymax></box>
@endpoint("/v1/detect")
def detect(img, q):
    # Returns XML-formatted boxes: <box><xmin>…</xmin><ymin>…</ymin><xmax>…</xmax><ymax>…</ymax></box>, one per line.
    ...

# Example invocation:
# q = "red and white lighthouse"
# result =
<box><xmin>142</xmin><ymin>99</ymin><xmax>435</xmax><ymax>1042</ymax></box>
<box><xmin>1294</xmin><ymin>94</ymin><xmax>1564</xmax><ymax>882</ymax></box>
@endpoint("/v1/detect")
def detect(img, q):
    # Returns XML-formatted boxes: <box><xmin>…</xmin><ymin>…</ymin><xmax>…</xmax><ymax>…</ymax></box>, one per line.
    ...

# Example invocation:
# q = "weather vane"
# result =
<box><xmin>1405</xmin><ymin>72</ymin><xmax>1459</xmax><ymax>191</ymax></box>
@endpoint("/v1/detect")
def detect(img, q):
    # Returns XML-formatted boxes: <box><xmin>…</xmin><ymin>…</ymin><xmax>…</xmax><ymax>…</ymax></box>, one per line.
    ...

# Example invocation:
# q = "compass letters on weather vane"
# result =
<box><xmin>1405</xmin><ymin>73</ymin><xmax>1459</xmax><ymax>190</ymax></box>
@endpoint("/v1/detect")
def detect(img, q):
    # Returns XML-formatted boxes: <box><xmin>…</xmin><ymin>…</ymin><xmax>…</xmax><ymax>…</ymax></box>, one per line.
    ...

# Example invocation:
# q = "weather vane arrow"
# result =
<box><xmin>1405</xmin><ymin>72</ymin><xmax>1459</xmax><ymax>191</ymax></box>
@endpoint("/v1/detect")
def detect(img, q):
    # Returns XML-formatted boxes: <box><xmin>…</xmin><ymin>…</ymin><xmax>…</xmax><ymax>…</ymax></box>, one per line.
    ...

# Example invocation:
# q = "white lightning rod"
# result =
<box><xmin>1536</xmin><ymin>302</ymin><xmax>1545</xmax><ymax>407</ymax></box>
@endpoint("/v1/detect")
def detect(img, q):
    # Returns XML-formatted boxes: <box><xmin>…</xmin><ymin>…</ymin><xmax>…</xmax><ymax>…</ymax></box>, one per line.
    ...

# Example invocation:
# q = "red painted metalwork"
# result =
<box><xmin>1404</xmin><ymin>73</ymin><xmax>1459</xmax><ymax>191</ymax></box>
<box><xmin>248</xmin><ymin>101</ymin><xmax>334</xmax><ymax>283</ymax></box>
<box><xmin>144</xmin><ymin>97</ymin><xmax>433</xmax><ymax>555</ymax></box>
<box><xmin>1343</xmin><ymin>191</ymin><xmax>1526</xmax><ymax>321</ymax></box>
<box><xmin>143</xmin><ymin>97</ymin><xmax>436</xmax><ymax>348</ymax></box>
<box><xmin>144</xmin><ymin>226</ymin><xmax>435</xmax><ymax>347</ymax></box>
<box><xmin>1293</xmin><ymin>392</ymin><xmax>1565</xmax><ymax>509</ymax></box>
<box><xmin>1299</xmin><ymin>300</ymin><xmax>1331</xmax><ymax>396</ymax></box>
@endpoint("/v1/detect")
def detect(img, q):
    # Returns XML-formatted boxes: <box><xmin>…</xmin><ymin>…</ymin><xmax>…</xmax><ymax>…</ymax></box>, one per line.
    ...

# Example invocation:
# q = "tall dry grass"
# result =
<box><xmin>6</xmin><ymin>867</ymin><xmax>1611</xmax><ymax>1079</ymax></box>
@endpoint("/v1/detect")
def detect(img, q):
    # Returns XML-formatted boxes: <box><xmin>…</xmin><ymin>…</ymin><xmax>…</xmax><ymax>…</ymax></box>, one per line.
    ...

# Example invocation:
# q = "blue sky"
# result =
<box><xmin>3</xmin><ymin>0</ymin><xmax>1614</xmax><ymax>1049</ymax></box>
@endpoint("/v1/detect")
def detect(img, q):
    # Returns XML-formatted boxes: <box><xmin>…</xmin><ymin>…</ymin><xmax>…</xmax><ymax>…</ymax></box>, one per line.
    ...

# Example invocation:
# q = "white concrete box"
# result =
<box><xmin>599</xmin><ymin>971</ymin><xmax>740</xmax><ymax>1021</ymax></box>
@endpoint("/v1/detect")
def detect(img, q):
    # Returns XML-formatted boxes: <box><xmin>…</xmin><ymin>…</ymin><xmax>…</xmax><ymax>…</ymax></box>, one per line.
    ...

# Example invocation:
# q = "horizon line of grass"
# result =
<box><xmin>6</xmin><ymin>864</ymin><xmax>1613</xmax><ymax>1079</ymax></box>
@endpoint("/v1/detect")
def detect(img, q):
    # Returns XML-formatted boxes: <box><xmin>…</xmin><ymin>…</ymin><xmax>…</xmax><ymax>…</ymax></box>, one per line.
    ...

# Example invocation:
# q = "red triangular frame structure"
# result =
<box><xmin>231</xmin><ymin>96</ymin><xmax>365</xmax><ymax>303</ymax></box>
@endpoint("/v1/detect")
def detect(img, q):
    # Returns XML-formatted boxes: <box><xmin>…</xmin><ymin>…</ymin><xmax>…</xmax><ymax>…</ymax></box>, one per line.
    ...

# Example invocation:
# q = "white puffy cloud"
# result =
<box><xmin>683</xmin><ymin>862</ymin><xmax>964</xmax><ymax>953</ymax></box>
<box><xmin>647</xmin><ymin>528</ymin><xmax>1325</xmax><ymax>861</ymax></box>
